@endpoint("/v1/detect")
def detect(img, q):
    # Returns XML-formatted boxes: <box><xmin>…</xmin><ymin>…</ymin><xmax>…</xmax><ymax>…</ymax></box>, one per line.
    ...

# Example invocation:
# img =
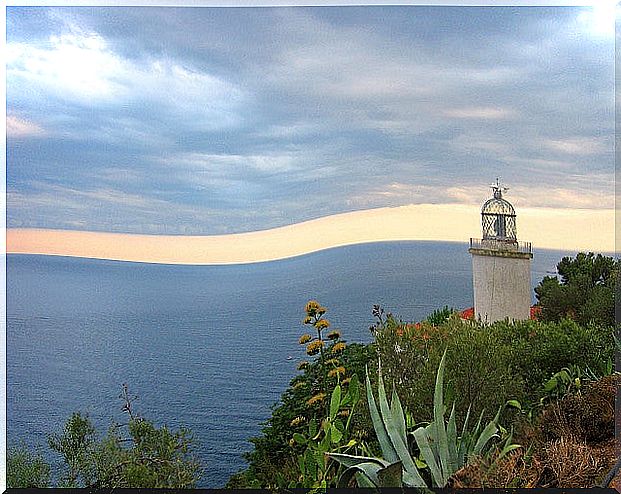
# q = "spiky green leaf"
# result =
<box><xmin>365</xmin><ymin>366</ymin><xmax>398</xmax><ymax>463</ymax></box>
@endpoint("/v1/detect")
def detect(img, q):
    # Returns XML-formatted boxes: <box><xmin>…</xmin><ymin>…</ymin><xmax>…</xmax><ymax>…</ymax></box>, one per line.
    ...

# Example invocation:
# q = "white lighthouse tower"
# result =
<box><xmin>468</xmin><ymin>179</ymin><xmax>533</xmax><ymax>323</ymax></box>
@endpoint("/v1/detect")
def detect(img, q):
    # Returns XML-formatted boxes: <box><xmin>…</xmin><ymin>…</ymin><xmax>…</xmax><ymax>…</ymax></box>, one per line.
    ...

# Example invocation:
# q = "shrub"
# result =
<box><xmin>17</xmin><ymin>386</ymin><xmax>202</xmax><ymax>488</ymax></box>
<box><xmin>374</xmin><ymin>314</ymin><xmax>614</xmax><ymax>427</ymax></box>
<box><xmin>7</xmin><ymin>445</ymin><xmax>51</xmax><ymax>488</ymax></box>
<box><xmin>329</xmin><ymin>351</ymin><xmax>514</xmax><ymax>488</ymax></box>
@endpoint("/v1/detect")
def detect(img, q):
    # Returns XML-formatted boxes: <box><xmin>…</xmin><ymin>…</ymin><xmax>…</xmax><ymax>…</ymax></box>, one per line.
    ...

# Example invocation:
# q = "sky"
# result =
<box><xmin>5</xmin><ymin>4</ymin><xmax>615</xmax><ymax>236</ymax></box>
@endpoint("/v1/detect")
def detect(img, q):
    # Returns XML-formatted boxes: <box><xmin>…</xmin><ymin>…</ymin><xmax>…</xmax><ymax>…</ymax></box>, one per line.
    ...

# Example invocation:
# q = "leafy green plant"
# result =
<box><xmin>426</xmin><ymin>306</ymin><xmax>455</xmax><ymax>326</ymax></box>
<box><xmin>44</xmin><ymin>385</ymin><xmax>201</xmax><ymax>488</ymax></box>
<box><xmin>233</xmin><ymin>341</ymin><xmax>375</xmax><ymax>489</ymax></box>
<box><xmin>7</xmin><ymin>445</ymin><xmax>51</xmax><ymax>488</ymax></box>
<box><xmin>541</xmin><ymin>365</ymin><xmax>584</xmax><ymax>401</ymax></box>
<box><xmin>329</xmin><ymin>351</ymin><xmax>513</xmax><ymax>488</ymax></box>
<box><xmin>289</xmin><ymin>375</ymin><xmax>362</xmax><ymax>489</ymax></box>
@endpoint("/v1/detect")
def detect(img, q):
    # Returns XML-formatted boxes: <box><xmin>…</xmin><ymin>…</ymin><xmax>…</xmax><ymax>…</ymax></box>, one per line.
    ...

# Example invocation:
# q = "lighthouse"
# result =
<box><xmin>468</xmin><ymin>179</ymin><xmax>533</xmax><ymax>323</ymax></box>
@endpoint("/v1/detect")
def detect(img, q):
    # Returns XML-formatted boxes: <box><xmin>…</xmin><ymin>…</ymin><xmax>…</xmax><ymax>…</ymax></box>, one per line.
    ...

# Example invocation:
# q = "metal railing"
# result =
<box><xmin>469</xmin><ymin>237</ymin><xmax>532</xmax><ymax>254</ymax></box>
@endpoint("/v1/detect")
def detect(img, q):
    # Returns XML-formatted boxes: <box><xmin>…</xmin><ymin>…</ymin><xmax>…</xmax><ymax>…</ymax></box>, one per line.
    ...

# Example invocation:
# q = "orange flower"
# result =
<box><xmin>306</xmin><ymin>339</ymin><xmax>324</xmax><ymax>356</ymax></box>
<box><xmin>315</xmin><ymin>319</ymin><xmax>330</xmax><ymax>331</ymax></box>
<box><xmin>331</xmin><ymin>342</ymin><xmax>346</xmax><ymax>354</ymax></box>
<box><xmin>307</xmin><ymin>393</ymin><xmax>326</xmax><ymax>406</ymax></box>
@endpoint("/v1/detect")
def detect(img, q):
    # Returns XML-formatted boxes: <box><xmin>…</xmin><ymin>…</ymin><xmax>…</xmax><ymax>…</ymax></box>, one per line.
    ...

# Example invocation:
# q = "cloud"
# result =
<box><xmin>6</xmin><ymin>115</ymin><xmax>45</xmax><ymax>138</ymax></box>
<box><xmin>442</xmin><ymin>106</ymin><xmax>517</xmax><ymax>120</ymax></box>
<box><xmin>7</xmin><ymin>21</ymin><xmax>246</xmax><ymax>135</ymax></box>
<box><xmin>5</xmin><ymin>6</ymin><xmax>614</xmax><ymax>235</ymax></box>
<box><xmin>539</xmin><ymin>137</ymin><xmax>608</xmax><ymax>156</ymax></box>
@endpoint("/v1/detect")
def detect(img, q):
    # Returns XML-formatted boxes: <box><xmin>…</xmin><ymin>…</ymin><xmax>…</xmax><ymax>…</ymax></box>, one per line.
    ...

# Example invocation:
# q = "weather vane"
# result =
<box><xmin>490</xmin><ymin>177</ymin><xmax>509</xmax><ymax>199</ymax></box>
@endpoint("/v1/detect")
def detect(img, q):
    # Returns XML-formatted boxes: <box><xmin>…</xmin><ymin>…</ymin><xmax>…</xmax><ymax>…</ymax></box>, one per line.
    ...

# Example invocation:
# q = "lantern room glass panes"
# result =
<box><xmin>481</xmin><ymin>189</ymin><xmax>517</xmax><ymax>242</ymax></box>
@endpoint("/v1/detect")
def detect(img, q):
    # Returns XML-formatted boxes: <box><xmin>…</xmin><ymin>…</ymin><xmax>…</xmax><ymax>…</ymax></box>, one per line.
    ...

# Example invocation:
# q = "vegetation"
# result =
<box><xmin>10</xmin><ymin>252</ymin><xmax>618</xmax><ymax>489</ymax></box>
<box><xmin>7</xmin><ymin>445</ymin><xmax>51</xmax><ymax>487</ymax></box>
<box><xmin>329</xmin><ymin>351</ymin><xmax>515</xmax><ymax>488</ymax></box>
<box><xmin>231</xmin><ymin>252</ymin><xmax>617</xmax><ymax>489</ymax></box>
<box><xmin>7</xmin><ymin>386</ymin><xmax>201</xmax><ymax>488</ymax></box>
<box><xmin>534</xmin><ymin>252</ymin><xmax>618</xmax><ymax>327</ymax></box>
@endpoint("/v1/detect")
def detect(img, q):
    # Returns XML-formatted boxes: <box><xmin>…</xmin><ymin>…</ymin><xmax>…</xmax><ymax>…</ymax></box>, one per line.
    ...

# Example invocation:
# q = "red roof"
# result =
<box><xmin>459</xmin><ymin>306</ymin><xmax>540</xmax><ymax>321</ymax></box>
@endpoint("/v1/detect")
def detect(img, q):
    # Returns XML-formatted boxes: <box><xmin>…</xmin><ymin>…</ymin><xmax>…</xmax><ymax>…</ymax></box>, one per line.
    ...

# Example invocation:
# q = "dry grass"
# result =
<box><xmin>449</xmin><ymin>374</ymin><xmax>620</xmax><ymax>489</ymax></box>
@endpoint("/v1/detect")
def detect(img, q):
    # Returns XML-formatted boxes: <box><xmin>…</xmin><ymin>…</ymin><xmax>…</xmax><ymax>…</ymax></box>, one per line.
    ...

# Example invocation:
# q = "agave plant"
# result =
<box><xmin>328</xmin><ymin>350</ymin><xmax>512</xmax><ymax>488</ymax></box>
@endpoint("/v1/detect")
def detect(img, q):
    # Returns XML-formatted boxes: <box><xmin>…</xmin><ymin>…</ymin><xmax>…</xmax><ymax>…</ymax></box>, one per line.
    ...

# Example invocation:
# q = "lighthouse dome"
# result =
<box><xmin>481</xmin><ymin>181</ymin><xmax>517</xmax><ymax>242</ymax></box>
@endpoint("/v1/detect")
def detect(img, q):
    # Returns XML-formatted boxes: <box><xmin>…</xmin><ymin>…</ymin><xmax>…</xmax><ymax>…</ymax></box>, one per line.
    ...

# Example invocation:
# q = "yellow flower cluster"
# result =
<box><xmin>307</xmin><ymin>393</ymin><xmax>326</xmax><ymax>406</ymax></box>
<box><xmin>327</xmin><ymin>330</ymin><xmax>341</xmax><ymax>340</ymax></box>
<box><xmin>305</xmin><ymin>300</ymin><xmax>326</xmax><ymax>318</ymax></box>
<box><xmin>331</xmin><ymin>342</ymin><xmax>346</xmax><ymax>354</ymax></box>
<box><xmin>298</xmin><ymin>333</ymin><xmax>312</xmax><ymax>345</ymax></box>
<box><xmin>338</xmin><ymin>409</ymin><xmax>350</xmax><ymax>418</ymax></box>
<box><xmin>306</xmin><ymin>339</ymin><xmax>324</xmax><ymax>356</ymax></box>
<box><xmin>324</xmin><ymin>358</ymin><xmax>340</xmax><ymax>366</ymax></box>
<box><xmin>341</xmin><ymin>377</ymin><xmax>352</xmax><ymax>386</ymax></box>
<box><xmin>328</xmin><ymin>366</ymin><xmax>346</xmax><ymax>378</ymax></box>
<box><xmin>314</xmin><ymin>319</ymin><xmax>330</xmax><ymax>331</ymax></box>
<box><xmin>297</xmin><ymin>361</ymin><xmax>310</xmax><ymax>371</ymax></box>
<box><xmin>293</xmin><ymin>381</ymin><xmax>306</xmax><ymax>390</ymax></box>
<box><xmin>290</xmin><ymin>416</ymin><xmax>306</xmax><ymax>427</ymax></box>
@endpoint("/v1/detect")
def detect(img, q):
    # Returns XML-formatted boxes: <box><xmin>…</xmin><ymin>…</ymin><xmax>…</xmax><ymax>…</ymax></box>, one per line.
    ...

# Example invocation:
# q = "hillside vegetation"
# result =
<box><xmin>8</xmin><ymin>252</ymin><xmax>619</xmax><ymax>489</ymax></box>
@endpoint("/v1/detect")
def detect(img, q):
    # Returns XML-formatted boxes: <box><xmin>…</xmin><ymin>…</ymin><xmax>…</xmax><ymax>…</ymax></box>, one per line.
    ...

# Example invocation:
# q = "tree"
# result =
<box><xmin>8</xmin><ymin>385</ymin><xmax>202</xmax><ymax>488</ymax></box>
<box><xmin>534</xmin><ymin>252</ymin><xmax>618</xmax><ymax>327</ymax></box>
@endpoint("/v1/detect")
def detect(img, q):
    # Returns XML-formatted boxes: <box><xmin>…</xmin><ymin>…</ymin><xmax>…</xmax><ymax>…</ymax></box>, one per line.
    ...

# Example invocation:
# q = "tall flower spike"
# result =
<box><xmin>315</xmin><ymin>319</ymin><xmax>330</xmax><ymax>331</ymax></box>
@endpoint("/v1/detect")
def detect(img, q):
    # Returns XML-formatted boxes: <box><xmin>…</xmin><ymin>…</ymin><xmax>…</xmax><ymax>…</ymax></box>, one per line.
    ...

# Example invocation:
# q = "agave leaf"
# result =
<box><xmin>390</xmin><ymin>386</ymin><xmax>407</xmax><ymax>441</ymax></box>
<box><xmin>327</xmin><ymin>452</ymin><xmax>391</xmax><ymax>469</ymax></box>
<box><xmin>457</xmin><ymin>405</ymin><xmax>472</xmax><ymax>466</ymax></box>
<box><xmin>472</xmin><ymin>409</ymin><xmax>501</xmax><ymax>456</ymax></box>
<box><xmin>472</xmin><ymin>410</ymin><xmax>484</xmax><ymax>439</ymax></box>
<box><xmin>434</xmin><ymin>350</ymin><xmax>450</xmax><ymax>481</ymax></box>
<box><xmin>343</xmin><ymin>461</ymin><xmax>384</xmax><ymax>486</ymax></box>
<box><xmin>447</xmin><ymin>402</ymin><xmax>458</xmax><ymax>471</ymax></box>
<box><xmin>335</xmin><ymin>465</ymin><xmax>357</xmax><ymax>488</ymax></box>
<box><xmin>379</xmin><ymin>391</ymin><xmax>425</xmax><ymax>485</ymax></box>
<box><xmin>498</xmin><ymin>443</ymin><xmax>521</xmax><ymax>460</ymax></box>
<box><xmin>403</xmin><ymin>469</ymin><xmax>428</xmax><ymax>488</ymax></box>
<box><xmin>377</xmin><ymin>361</ymin><xmax>393</xmax><ymax>434</ymax></box>
<box><xmin>355</xmin><ymin>471</ymin><xmax>378</xmax><ymax>488</ymax></box>
<box><xmin>461</xmin><ymin>404</ymin><xmax>472</xmax><ymax>437</ymax></box>
<box><xmin>365</xmin><ymin>366</ymin><xmax>398</xmax><ymax>463</ymax></box>
<box><xmin>370</xmin><ymin>365</ymin><xmax>425</xmax><ymax>486</ymax></box>
<box><xmin>377</xmin><ymin>461</ymin><xmax>403</xmax><ymax>487</ymax></box>
<box><xmin>412</xmin><ymin>426</ymin><xmax>443</xmax><ymax>487</ymax></box>
<box><xmin>330</xmin><ymin>385</ymin><xmax>342</xmax><ymax>421</ymax></box>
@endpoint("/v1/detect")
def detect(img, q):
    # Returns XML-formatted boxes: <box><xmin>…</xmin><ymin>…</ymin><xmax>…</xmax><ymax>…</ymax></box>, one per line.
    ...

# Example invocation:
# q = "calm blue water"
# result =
<box><xmin>7</xmin><ymin>241</ymin><xmax>571</xmax><ymax>487</ymax></box>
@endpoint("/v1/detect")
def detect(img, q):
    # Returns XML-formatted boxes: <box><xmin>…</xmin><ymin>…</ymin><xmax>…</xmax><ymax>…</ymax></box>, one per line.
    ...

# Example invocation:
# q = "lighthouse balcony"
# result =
<box><xmin>469</xmin><ymin>238</ymin><xmax>532</xmax><ymax>259</ymax></box>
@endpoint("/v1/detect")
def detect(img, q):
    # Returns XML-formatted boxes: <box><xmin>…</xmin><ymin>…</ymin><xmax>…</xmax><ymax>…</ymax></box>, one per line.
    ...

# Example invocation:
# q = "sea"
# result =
<box><xmin>6</xmin><ymin>240</ymin><xmax>572</xmax><ymax>487</ymax></box>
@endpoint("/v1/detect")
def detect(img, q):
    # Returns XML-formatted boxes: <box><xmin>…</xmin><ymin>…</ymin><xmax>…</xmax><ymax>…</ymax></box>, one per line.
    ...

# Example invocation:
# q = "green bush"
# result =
<box><xmin>230</xmin><ymin>341</ymin><xmax>376</xmax><ymax>488</ymax></box>
<box><xmin>374</xmin><ymin>314</ymin><xmax>613</xmax><ymax>427</ymax></box>
<box><xmin>9</xmin><ymin>387</ymin><xmax>201</xmax><ymax>488</ymax></box>
<box><xmin>7</xmin><ymin>445</ymin><xmax>51</xmax><ymax>488</ymax></box>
